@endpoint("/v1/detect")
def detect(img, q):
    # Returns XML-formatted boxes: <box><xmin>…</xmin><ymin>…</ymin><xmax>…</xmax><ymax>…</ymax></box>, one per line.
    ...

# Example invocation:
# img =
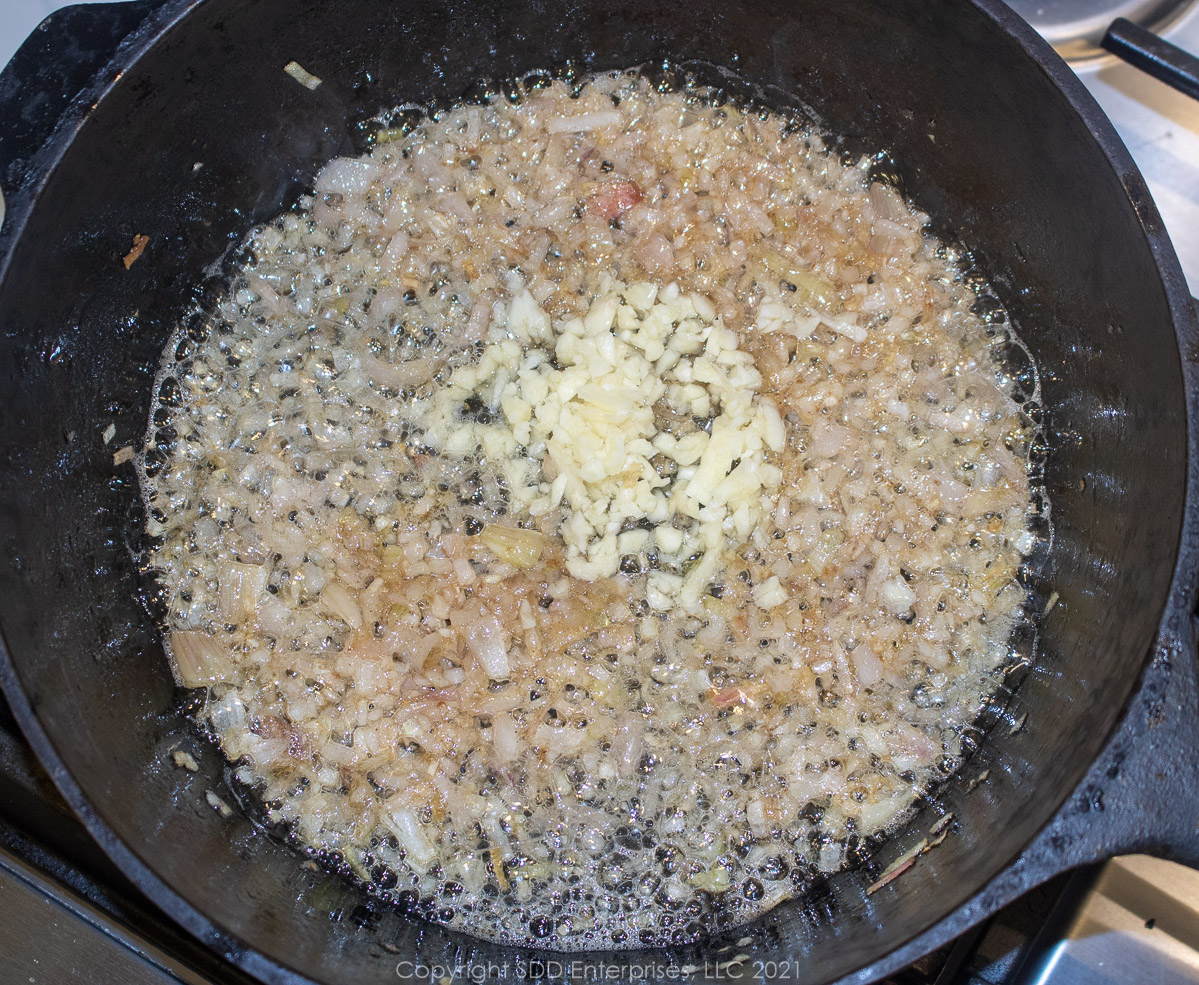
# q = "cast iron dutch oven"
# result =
<box><xmin>1</xmin><ymin>1</ymin><xmax>1198</xmax><ymax>983</ymax></box>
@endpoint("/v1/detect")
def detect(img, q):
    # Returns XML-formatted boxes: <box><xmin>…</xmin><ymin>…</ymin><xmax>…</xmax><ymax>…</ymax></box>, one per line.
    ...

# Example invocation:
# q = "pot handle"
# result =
<box><xmin>1009</xmin><ymin>283</ymin><xmax>1199</xmax><ymax>881</ymax></box>
<box><xmin>1039</xmin><ymin>19</ymin><xmax>1199</xmax><ymax>887</ymax></box>
<box><xmin>883</xmin><ymin>599</ymin><xmax>1199</xmax><ymax>974</ymax></box>
<box><xmin>1022</xmin><ymin>606</ymin><xmax>1199</xmax><ymax>871</ymax></box>
<box><xmin>1102</xmin><ymin>17</ymin><xmax>1199</xmax><ymax>100</ymax></box>
<box><xmin>0</xmin><ymin>0</ymin><xmax>160</xmax><ymax>234</ymax></box>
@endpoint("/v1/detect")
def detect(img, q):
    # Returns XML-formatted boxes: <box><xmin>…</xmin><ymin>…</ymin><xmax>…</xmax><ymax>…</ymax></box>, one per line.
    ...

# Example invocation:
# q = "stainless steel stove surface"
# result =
<box><xmin>1</xmin><ymin>3</ymin><xmax>1199</xmax><ymax>984</ymax></box>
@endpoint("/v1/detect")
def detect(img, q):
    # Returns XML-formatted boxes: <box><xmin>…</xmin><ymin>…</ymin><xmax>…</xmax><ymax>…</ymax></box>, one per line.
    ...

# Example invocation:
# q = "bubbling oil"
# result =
<box><xmin>139</xmin><ymin>68</ymin><xmax>1040</xmax><ymax>948</ymax></box>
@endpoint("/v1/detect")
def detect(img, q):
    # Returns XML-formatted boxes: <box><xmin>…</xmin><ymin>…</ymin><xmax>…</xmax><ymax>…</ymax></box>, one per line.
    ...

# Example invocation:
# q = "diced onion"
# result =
<box><xmin>142</xmin><ymin>70</ymin><xmax>1035</xmax><ymax>944</ymax></box>
<box><xmin>851</xmin><ymin>647</ymin><xmax>885</xmax><ymax>688</ymax></box>
<box><xmin>217</xmin><ymin>562</ymin><xmax>267</xmax><ymax>623</ymax></box>
<box><xmin>169</xmin><ymin>631</ymin><xmax>231</xmax><ymax>688</ymax></box>
<box><xmin>479</xmin><ymin>525</ymin><xmax>545</xmax><ymax>569</ymax></box>
<box><xmin>283</xmin><ymin>60</ymin><xmax>322</xmax><ymax>90</ymax></box>
<box><xmin>385</xmin><ymin>807</ymin><xmax>436</xmax><ymax>865</ymax></box>
<box><xmin>464</xmin><ymin>614</ymin><xmax>510</xmax><ymax>679</ymax></box>
<box><xmin>360</xmin><ymin>353</ymin><xmax>443</xmax><ymax>390</ymax></box>
<box><xmin>492</xmin><ymin>714</ymin><xmax>519</xmax><ymax>763</ymax></box>
<box><xmin>547</xmin><ymin>111</ymin><xmax>622</xmax><ymax>133</ymax></box>
<box><xmin>315</xmin><ymin>157</ymin><xmax>376</xmax><ymax>197</ymax></box>
<box><xmin>320</xmin><ymin>581</ymin><xmax>363</xmax><ymax>630</ymax></box>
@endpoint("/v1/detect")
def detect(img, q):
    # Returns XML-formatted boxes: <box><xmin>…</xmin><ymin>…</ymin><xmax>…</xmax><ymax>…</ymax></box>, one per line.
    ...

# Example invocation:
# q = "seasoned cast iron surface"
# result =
<box><xmin>0</xmin><ymin>1</ymin><xmax>1195</xmax><ymax>983</ymax></box>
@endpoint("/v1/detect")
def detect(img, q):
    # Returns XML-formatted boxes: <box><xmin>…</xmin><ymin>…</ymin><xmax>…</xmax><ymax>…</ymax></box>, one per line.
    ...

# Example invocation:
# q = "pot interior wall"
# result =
<box><xmin>0</xmin><ymin>0</ymin><xmax>1184</xmax><ymax>981</ymax></box>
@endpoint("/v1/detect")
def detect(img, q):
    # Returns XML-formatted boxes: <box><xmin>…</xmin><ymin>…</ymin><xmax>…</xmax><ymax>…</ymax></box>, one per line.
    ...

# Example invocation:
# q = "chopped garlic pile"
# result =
<box><xmin>420</xmin><ymin>279</ymin><xmax>785</xmax><ymax>610</ymax></box>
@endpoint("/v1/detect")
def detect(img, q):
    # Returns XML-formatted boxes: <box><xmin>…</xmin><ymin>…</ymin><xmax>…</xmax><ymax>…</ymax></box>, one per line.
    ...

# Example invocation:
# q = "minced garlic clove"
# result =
<box><xmin>419</xmin><ymin>283</ymin><xmax>785</xmax><ymax>611</ymax></box>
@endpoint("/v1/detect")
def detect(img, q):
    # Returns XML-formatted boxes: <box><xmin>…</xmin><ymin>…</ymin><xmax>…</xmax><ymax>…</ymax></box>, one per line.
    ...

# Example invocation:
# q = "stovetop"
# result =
<box><xmin>0</xmin><ymin>697</ymin><xmax>263</xmax><ymax>984</ymax></box>
<box><xmin>1</xmin><ymin>3</ymin><xmax>1199</xmax><ymax>984</ymax></box>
